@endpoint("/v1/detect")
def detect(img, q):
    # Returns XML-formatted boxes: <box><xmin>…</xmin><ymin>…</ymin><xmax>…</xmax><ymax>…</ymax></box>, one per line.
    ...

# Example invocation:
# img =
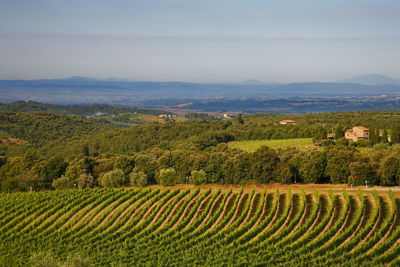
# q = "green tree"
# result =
<box><xmin>222</xmin><ymin>152</ymin><xmax>252</xmax><ymax>184</ymax></box>
<box><xmin>379</xmin><ymin>151</ymin><xmax>400</xmax><ymax>185</ymax></box>
<box><xmin>52</xmin><ymin>175</ymin><xmax>73</xmax><ymax>190</ymax></box>
<box><xmin>77</xmin><ymin>173</ymin><xmax>96</xmax><ymax>189</ymax></box>
<box><xmin>313</xmin><ymin>125</ymin><xmax>327</xmax><ymax>140</ymax></box>
<box><xmin>114</xmin><ymin>155</ymin><xmax>133</xmax><ymax>175</ymax></box>
<box><xmin>189</xmin><ymin>170</ymin><xmax>207</xmax><ymax>185</ymax></box>
<box><xmin>275</xmin><ymin>162</ymin><xmax>296</xmax><ymax>184</ymax></box>
<box><xmin>92</xmin><ymin>156</ymin><xmax>115</xmax><ymax>178</ymax></box>
<box><xmin>250</xmin><ymin>146</ymin><xmax>280</xmax><ymax>184</ymax></box>
<box><xmin>298</xmin><ymin>151</ymin><xmax>328</xmax><ymax>183</ymax></box>
<box><xmin>325</xmin><ymin>146</ymin><xmax>358</xmax><ymax>184</ymax></box>
<box><xmin>0</xmin><ymin>156</ymin><xmax>7</xmax><ymax>169</ymax></box>
<box><xmin>130</xmin><ymin>171</ymin><xmax>149</xmax><ymax>187</ymax></box>
<box><xmin>348</xmin><ymin>160</ymin><xmax>378</xmax><ymax>186</ymax></box>
<box><xmin>0</xmin><ymin>151</ymin><xmax>41</xmax><ymax>192</ymax></box>
<box><xmin>64</xmin><ymin>156</ymin><xmax>94</xmax><ymax>183</ymax></box>
<box><xmin>31</xmin><ymin>155</ymin><xmax>67</xmax><ymax>189</ymax></box>
<box><xmin>334</xmin><ymin>125</ymin><xmax>344</xmax><ymax>140</ymax></box>
<box><xmin>52</xmin><ymin>156</ymin><xmax>94</xmax><ymax>189</ymax></box>
<box><xmin>157</xmin><ymin>168</ymin><xmax>177</xmax><ymax>186</ymax></box>
<box><xmin>369</xmin><ymin>127</ymin><xmax>380</xmax><ymax>145</ymax></box>
<box><xmin>237</xmin><ymin>114</ymin><xmax>244</xmax><ymax>124</ymax></box>
<box><xmin>99</xmin><ymin>169</ymin><xmax>126</xmax><ymax>188</ymax></box>
<box><xmin>205</xmin><ymin>152</ymin><xmax>226</xmax><ymax>183</ymax></box>
<box><xmin>391</xmin><ymin>123</ymin><xmax>400</xmax><ymax>144</ymax></box>
<box><xmin>82</xmin><ymin>144</ymin><xmax>90</xmax><ymax>156</ymax></box>
<box><xmin>133</xmin><ymin>153</ymin><xmax>159</xmax><ymax>184</ymax></box>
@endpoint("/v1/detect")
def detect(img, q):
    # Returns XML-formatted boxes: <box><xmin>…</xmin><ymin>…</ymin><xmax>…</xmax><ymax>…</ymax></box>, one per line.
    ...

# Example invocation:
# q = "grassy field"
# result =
<box><xmin>1</xmin><ymin>185</ymin><xmax>400</xmax><ymax>266</ymax></box>
<box><xmin>229</xmin><ymin>138</ymin><xmax>314</xmax><ymax>152</ymax></box>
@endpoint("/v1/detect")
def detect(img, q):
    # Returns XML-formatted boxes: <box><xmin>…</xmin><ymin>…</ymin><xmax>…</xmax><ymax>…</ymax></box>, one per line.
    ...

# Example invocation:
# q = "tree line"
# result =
<box><xmin>1</xmin><ymin>142</ymin><xmax>400</xmax><ymax>192</ymax></box>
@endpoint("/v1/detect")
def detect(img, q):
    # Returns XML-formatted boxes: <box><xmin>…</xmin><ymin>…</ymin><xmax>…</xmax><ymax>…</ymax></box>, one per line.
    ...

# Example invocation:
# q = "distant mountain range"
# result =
<box><xmin>242</xmin><ymin>79</ymin><xmax>266</xmax><ymax>85</ymax></box>
<box><xmin>0</xmin><ymin>74</ymin><xmax>400</xmax><ymax>105</ymax></box>
<box><xmin>337</xmin><ymin>74</ymin><xmax>400</xmax><ymax>85</ymax></box>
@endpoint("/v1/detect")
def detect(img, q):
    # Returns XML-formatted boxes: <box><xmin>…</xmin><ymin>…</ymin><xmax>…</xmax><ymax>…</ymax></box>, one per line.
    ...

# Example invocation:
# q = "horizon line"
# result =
<box><xmin>0</xmin><ymin>73</ymin><xmax>399</xmax><ymax>85</ymax></box>
<box><xmin>2</xmin><ymin>31</ymin><xmax>400</xmax><ymax>42</ymax></box>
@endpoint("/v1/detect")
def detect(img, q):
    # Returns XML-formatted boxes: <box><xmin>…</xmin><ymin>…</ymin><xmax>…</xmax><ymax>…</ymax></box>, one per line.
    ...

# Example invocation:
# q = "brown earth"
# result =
<box><xmin>1</xmin><ymin>136</ymin><xmax>28</xmax><ymax>145</ymax></box>
<box><xmin>129</xmin><ymin>183</ymin><xmax>400</xmax><ymax>196</ymax></box>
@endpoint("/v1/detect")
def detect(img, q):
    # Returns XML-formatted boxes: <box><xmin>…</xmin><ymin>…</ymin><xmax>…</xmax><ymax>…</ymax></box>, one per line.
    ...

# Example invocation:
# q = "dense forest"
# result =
<box><xmin>1</xmin><ymin>102</ymin><xmax>400</xmax><ymax>192</ymax></box>
<box><xmin>0</xmin><ymin>101</ymin><xmax>169</xmax><ymax>116</ymax></box>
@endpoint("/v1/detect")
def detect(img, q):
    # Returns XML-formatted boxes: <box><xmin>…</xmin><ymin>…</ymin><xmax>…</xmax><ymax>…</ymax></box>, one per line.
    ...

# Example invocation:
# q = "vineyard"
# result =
<box><xmin>1</xmin><ymin>187</ymin><xmax>400</xmax><ymax>266</ymax></box>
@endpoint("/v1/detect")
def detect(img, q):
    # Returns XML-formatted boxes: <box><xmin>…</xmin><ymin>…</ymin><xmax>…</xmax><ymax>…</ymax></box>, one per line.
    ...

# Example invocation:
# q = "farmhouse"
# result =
<box><xmin>279</xmin><ymin>120</ymin><xmax>296</xmax><ymax>125</ymax></box>
<box><xmin>344</xmin><ymin>126</ymin><xmax>370</xmax><ymax>141</ymax></box>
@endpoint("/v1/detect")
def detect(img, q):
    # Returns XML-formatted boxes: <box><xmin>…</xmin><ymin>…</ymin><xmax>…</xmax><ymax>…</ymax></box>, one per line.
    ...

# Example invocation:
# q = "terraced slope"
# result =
<box><xmin>1</xmin><ymin>188</ymin><xmax>400</xmax><ymax>266</ymax></box>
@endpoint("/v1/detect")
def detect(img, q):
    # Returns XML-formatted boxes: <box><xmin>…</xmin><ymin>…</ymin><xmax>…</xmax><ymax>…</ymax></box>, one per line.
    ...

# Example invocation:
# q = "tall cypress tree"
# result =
<box><xmin>369</xmin><ymin>127</ymin><xmax>375</xmax><ymax>145</ymax></box>
<box><xmin>237</xmin><ymin>114</ymin><xmax>244</xmax><ymax>124</ymax></box>
<box><xmin>391</xmin><ymin>123</ymin><xmax>400</xmax><ymax>144</ymax></box>
<box><xmin>382</xmin><ymin>129</ymin><xmax>389</xmax><ymax>143</ymax></box>
<box><xmin>334</xmin><ymin>125</ymin><xmax>344</xmax><ymax>140</ymax></box>
<box><xmin>369</xmin><ymin>126</ymin><xmax>380</xmax><ymax>145</ymax></box>
<box><xmin>370</xmin><ymin>127</ymin><xmax>380</xmax><ymax>145</ymax></box>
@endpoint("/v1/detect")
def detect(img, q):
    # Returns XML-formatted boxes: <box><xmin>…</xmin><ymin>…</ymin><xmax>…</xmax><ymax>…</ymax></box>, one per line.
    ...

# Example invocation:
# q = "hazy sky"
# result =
<box><xmin>0</xmin><ymin>0</ymin><xmax>399</xmax><ymax>82</ymax></box>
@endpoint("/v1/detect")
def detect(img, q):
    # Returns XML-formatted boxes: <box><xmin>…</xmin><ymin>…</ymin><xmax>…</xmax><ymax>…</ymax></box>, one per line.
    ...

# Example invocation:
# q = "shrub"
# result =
<box><xmin>130</xmin><ymin>171</ymin><xmax>149</xmax><ymax>187</ymax></box>
<box><xmin>99</xmin><ymin>169</ymin><xmax>126</xmax><ymax>188</ymax></box>
<box><xmin>157</xmin><ymin>168</ymin><xmax>177</xmax><ymax>186</ymax></box>
<box><xmin>189</xmin><ymin>170</ymin><xmax>207</xmax><ymax>185</ymax></box>
<box><xmin>373</xmin><ymin>143</ymin><xmax>389</xmax><ymax>150</ymax></box>
<box><xmin>356</xmin><ymin>140</ymin><xmax>372</xmax><ymax>147</ymax></box>
<box><xmin>337</xmin><ymin>137</ymin><xmax>349</xmax><ymax>146</ymax></box>
<box><xmin>77</xmin><ymin>173</ymin><xmax>96</xmax><ymax>189</ymax></box>
<box><xmin>52</xmin><ymin>176</ymin><xmax>74</xmax><ymax>190</ymax></box>
<box><xmin>321</xmin><ymin>140</ymin><xmax>335</xmax><ymax>146</ymax></box>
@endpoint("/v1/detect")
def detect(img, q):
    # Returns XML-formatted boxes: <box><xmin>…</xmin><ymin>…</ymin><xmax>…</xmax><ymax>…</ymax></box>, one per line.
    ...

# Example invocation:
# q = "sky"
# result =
<box><xmin>0</xmin><ymin>0</ymin><xmax>399</xmax><ymax>83</ymax></box>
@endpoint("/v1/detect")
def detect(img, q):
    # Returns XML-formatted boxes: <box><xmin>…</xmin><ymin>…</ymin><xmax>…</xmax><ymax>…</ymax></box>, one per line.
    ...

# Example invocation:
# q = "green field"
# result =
<box><xmin>229</xmin><ymin>138</ymin><xmax>314</xmax><ymax>152</ymax></box>
<box><xmin>1</xmin><ymin>187</ymin><xmax>400</xmax><ymax>266</ymax></box>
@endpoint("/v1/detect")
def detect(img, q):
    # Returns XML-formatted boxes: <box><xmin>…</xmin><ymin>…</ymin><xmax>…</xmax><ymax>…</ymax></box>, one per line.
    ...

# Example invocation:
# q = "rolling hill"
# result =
<box><xmin>0</xmin><ymin>101</ymin><xmax>169</xmax><ymax>116</ymax></box>
<box><xmin>0</xmin><ymin>111</ymin><xmax>106</xmax><ymax>147</ymax></box>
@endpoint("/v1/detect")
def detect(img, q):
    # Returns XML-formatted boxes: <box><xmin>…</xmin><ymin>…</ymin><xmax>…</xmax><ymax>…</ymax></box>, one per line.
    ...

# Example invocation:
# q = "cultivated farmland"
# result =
<box><xmin>1</xmin><ymin>187</ymin><xmax>400</xmax><ymax>266</ymax></box>
<box><xmin>228</xmin><ymin>138</ymin><xmax>313</xmax><ymax>152</ymax></box>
